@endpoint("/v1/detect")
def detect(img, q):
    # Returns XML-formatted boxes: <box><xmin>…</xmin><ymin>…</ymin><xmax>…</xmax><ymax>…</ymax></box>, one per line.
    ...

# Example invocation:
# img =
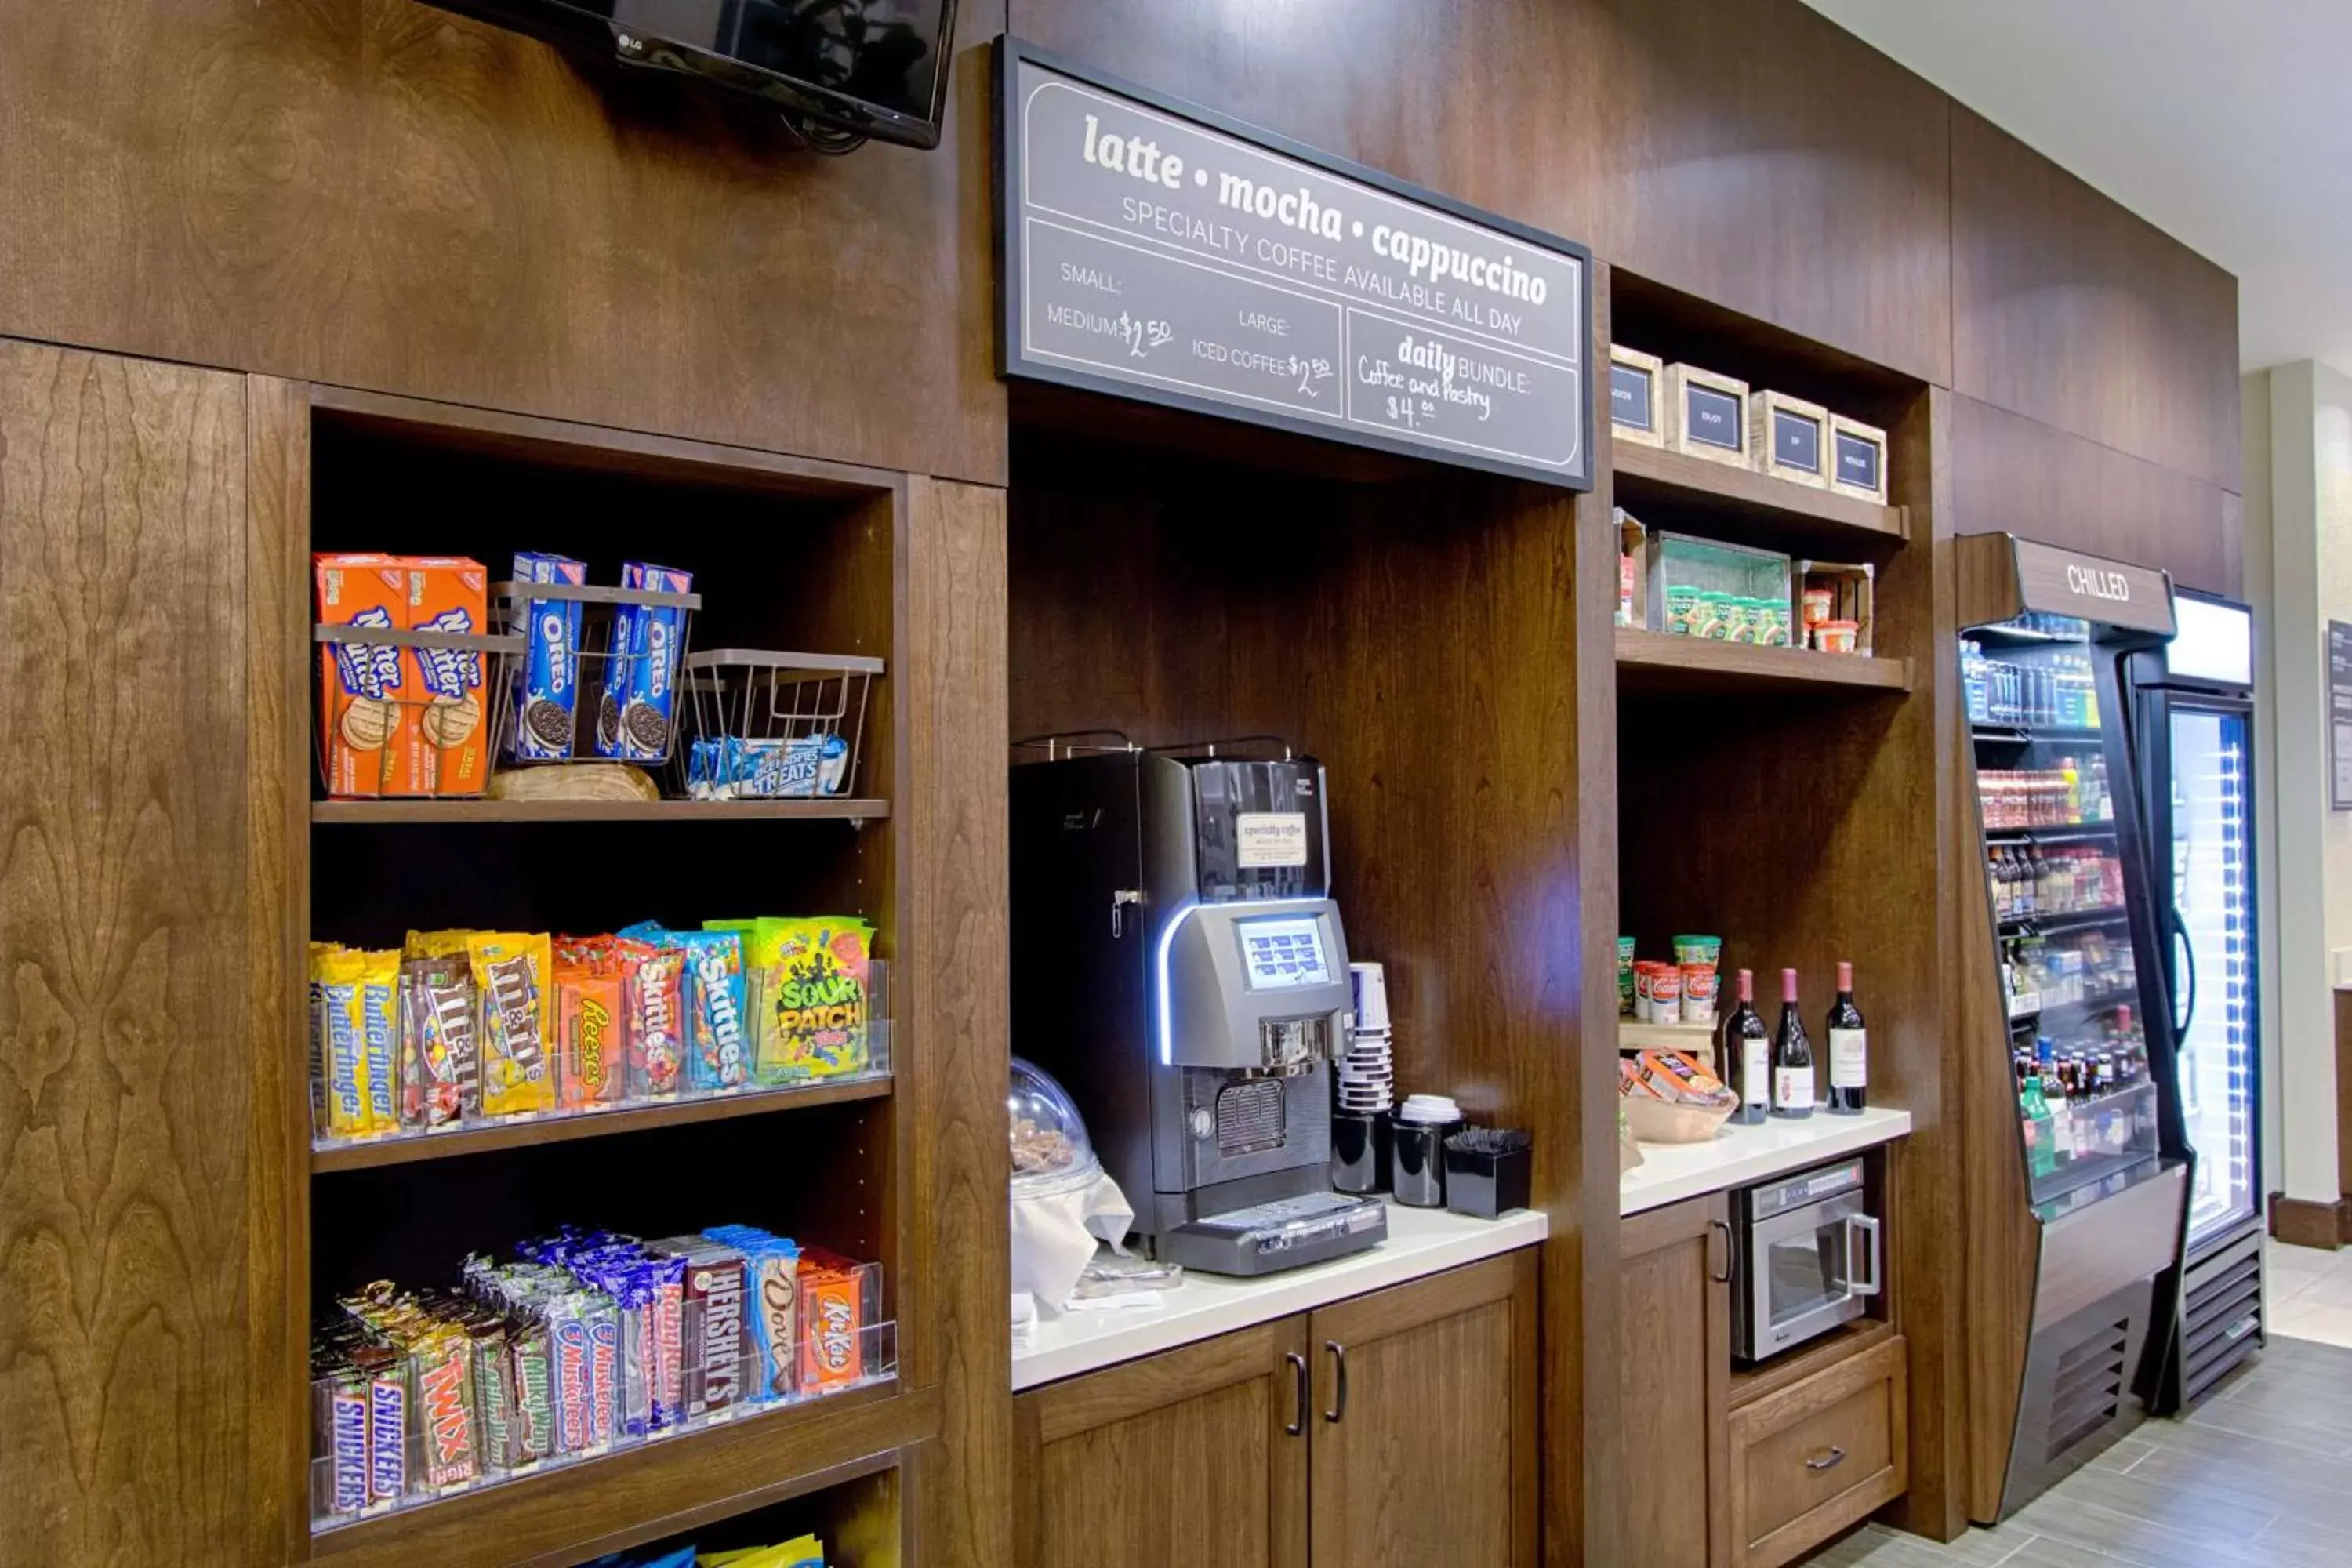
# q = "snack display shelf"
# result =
<box><xmin>313</xmin><ymin>1069</ymin><xmax>895</xmax><ymax>1173</ymax></box>
<box><xmin>1972</xmin><ymin>725</ymin><xmax>2103</xmax><ymax>745</ymax></box>
<box><xmin>310</xmin><ymin>1341</ymin><xmax>904</xmax><ymax>1565</ymax></box>
<box><xmin>2006</xmin><ymin>992</ymin><xmax>2133</xmax><ymax>1031</ymax></box>
<box><xmin>312</xmin><ymin>797</ymin><xmax>891</xmax><ymax>824</ymax></box>
<box><xmin>1613</xmin><ymin>628</ymin><xmax>1915</xmax><ymax>696</ymax></box>
<box><xmin>1984</xmin><ymin>825</ymin><xmax>2116</xmax><ymax>847</ymax></box>
<box><xmin>2002</xmin><ymin>907</ymin><xmax>2130</xmax><ymax>939</ymax></box>
<box><xmin>1611</xmin><ymin>438</ymin><xmax>1908</xmax><ymax>550</ymax></box>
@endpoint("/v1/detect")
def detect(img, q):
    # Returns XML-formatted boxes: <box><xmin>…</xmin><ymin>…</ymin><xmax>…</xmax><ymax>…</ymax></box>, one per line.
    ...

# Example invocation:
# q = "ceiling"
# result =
<box><xmin>1802</xmin><ymin>0</ymin><xmax>2352</xmax><ymax>374</ymax></box>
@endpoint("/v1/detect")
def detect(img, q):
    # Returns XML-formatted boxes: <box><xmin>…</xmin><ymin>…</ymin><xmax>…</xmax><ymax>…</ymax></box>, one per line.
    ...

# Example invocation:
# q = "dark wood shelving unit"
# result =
<box><xmin>1613</xmin><ymin>437</ymin><xmax>1908</xmax><ymax>555</ymax></box>
<box><xmin>308</xmin><ymin>1380</ymin><xmax>926</xmax><ymax>1567</ymax></box>
<box><xmin>1614</xmin><ymin>628</ymin><xmax>1914</xmax><ymax>695</ymax></box>
<box><xmin>312</xmin><ymin>797</ymin><xmax>891</xmax><ymax>825</ymax></box>
<box><xmin>312</xmin><ymin>1073</ymin><xmax>893</xmax><ymax>1173</ymax></box>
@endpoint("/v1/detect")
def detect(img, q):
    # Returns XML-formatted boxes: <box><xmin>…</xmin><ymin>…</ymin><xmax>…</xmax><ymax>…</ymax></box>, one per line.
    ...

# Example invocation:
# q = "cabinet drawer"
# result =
<box><xmin>1727</xmin><ymin>1334</ymin><xmax>1907</xmax><ymax>1568</ymax></box>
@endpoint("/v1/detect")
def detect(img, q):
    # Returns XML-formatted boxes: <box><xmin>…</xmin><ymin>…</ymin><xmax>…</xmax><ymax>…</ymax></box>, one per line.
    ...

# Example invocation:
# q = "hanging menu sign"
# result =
<box><xmin>2005</xmin><ymin>538</ymin><xmax>2176</xmax><ymax>637</ymax></box>
<box><xmin>2329</xmin><ymin>621</ymin><xmax>2352</xmax><ymax>811</ymax></box>
<box><xmin>996</xmin><ymin>38</ymin><xmax>1592</xmax><ymax>488</ymax></box>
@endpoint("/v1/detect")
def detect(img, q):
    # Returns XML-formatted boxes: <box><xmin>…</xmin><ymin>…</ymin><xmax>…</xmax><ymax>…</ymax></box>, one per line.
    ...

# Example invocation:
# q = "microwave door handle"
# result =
<box><xmin>1847</xmin><ymin>1214</ymin><xmax>1882</xmax><ymax>1298</ymax></box>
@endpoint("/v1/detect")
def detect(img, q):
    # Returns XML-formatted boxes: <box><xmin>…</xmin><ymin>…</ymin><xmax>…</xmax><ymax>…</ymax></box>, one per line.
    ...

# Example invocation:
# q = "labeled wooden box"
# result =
<box><xmin>1792</xmin><ymin>559</ymin><xmax>1875</xmax><ymax>656</ymax></box>
<box><xmin>1829</xmin><ymin>412</ymin><xmax>1889</xmax><ymax>503</ymax></box>
<box><xmin>1749</xmin><ymin>390</ymin><xmax>1831</xmax><ymax>489</ymax></box>
<box><xmin>1609</xmin><ymin>344</ymin><xmax>1666</xmax><ymax>448</ymax></box>
<box><xmin>1662</xmin><ymin>364</ymin><xmax>1750</xmax><ymax>467</ymax></box>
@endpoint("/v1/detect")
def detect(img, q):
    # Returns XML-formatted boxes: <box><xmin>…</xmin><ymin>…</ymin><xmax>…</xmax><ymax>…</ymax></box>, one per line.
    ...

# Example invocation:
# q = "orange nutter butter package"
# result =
<box><xmin>316</xmin><ymin>554</ymin><xmax>414</xmax><ymax>799</ymax></box>
<box><xmin>468</xmin><ymin>932</ymin><xmax>554</xmax><ymax>1116</ymax></box>
<box><xmin>404</xmin><ymin>557</ymin><xmax>491</xmax><ymax>797</ymax></box>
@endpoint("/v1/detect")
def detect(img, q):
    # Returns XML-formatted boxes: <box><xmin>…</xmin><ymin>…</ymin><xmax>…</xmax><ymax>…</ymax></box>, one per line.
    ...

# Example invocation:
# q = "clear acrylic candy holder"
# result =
<box><xmin>311</xmin><ymin>961</ymin><xmax>891</xmax><ymax>1153</ymax></box>
<box><xmin>492</xmin><ymin>579</ymin><xmax>701</xmax><ymax>770</ymax></box>
<box><xmin>676</xmin><ymin>649</ymin><xmax>882</xmax><ymax>800</ymax></box>
<box><xmin>310</xmin><ymin>1304</ymin><xmax>895</xmax><ymax>1531</ymax></box>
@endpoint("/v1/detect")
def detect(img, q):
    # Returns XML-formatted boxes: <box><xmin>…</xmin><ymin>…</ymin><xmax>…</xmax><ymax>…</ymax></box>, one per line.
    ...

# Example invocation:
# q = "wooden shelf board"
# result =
<box><xmin>1618</xmin><ymin>1022</ymin><xmax>1720</xmax><ymax>1053</ymax></box>
<box><xmin>310</xmin><ymin>1379</ymin><xmax>931</xmax><ymax>1568</ymax></box>
<box><xmin>313</xmin><ymin>1074</ymin><xmax>892</xmax><ymax>1173</ymax></box>
<box><xmin>1615</xmin><ymin>630</ymin><xmax>1914</xmax><ymax>695</ymax></box>
<box><xmin>1728</xmin><ymin>1318</ymin><xmax>1894</xmax><ymax>1411</ymax></box>
<box><xmin>312</xmin><ymin>797</ymin><xmax>890</xmax><ymax>824</ymax></box>
<box><xmin>1613</xmin><ymin>441</ymin><xmax>1907</xmax><ymax>551</ymax></box>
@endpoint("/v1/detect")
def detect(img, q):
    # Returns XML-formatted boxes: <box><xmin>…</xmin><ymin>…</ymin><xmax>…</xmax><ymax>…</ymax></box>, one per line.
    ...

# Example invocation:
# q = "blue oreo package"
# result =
<box><xmin>597</xmin><ymin>562</ymin><xmax>690</xmax><ymax>763</ymax></box>
<box><xmin>509</xmin><ymin>553</ymin><xmax>586</xmax><ymax>760</ymax></box>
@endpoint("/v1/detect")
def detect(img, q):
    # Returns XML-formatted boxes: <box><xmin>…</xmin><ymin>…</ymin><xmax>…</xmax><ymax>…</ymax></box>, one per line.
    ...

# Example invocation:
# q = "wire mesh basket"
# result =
<box><xmin>492</xmin><ymin>577</ymin><xmax>701</xmax><ymax>768</ymax></box>
<box><xmin>677</xmin><ymin>649</ymin><xmax>883</xmax><ymax>800</ymax></box>
<box><xmin>314</xmin><ymin>622</ymin><xmax>524</xmax><ymax>799</ymax></box>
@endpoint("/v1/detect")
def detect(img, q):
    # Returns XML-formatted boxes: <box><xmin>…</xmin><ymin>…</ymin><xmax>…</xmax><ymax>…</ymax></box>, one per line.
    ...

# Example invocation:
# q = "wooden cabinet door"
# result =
<box><xmin>1621</xmin><ymin>1193</ymin><xmax>1734</xmax><ymax>1568</ymax></box>
<box><xmin>1304</xmin><ymin>1250</ymin><xmax>1541</xmax><ymax>1568</ymax></box>
<box><xmin>1014</xmin><ymin>1317</ymin><xmax>1310</xmax><ymax>1568</ymax></box>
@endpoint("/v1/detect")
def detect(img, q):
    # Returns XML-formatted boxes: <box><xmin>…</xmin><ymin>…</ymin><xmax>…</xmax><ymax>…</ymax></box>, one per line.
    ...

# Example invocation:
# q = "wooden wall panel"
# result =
<box><xmin>902</xmin><ymin>477</ymin><xmax>1014</xmax><ymax>1568</ymax></box>
<box><xmin>1952</xmin><ymin>109</ymin><xmax>2241</xmax><ymax>494</ymax></box>
<box><xmin>0</xmin><ymin>0</ymin><xmax>1007</xmax><ymax>486</ymax></box>
<box><xmin>1945</xmin><ymin>393</ymin><xmax>2242</xmax><ymax>597</ymax></box>
<box><xmin>1007</xmin><ymin>0</ymin><xmax>1952</xmax><ymax>384</ymax></box>
<box><xmin>0</xmin><ymin>340</ymin><xmax>283</xmax><ymax>1565</ymax></box>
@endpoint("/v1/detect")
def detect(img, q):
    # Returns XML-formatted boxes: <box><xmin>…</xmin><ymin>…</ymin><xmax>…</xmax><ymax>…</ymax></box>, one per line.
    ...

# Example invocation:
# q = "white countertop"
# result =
<box><xmin>1619</xmin><ymin>1106</ymin><xmax>1911</xmax><ymax>1216</ymax></box>
<box><xmin>1011</xmin><ymin>1200</ymin><xmax>1548</xmax><ymax>1391</ymax></box>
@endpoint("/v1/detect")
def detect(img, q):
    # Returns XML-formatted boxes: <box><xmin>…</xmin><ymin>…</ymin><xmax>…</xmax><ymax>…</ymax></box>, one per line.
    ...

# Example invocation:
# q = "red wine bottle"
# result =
<box><xmin>1721</xmin><ymin>969</ymin><xmax>1770</xmax><ymax>1125</ymax></box>
<box><xmin>1772</xmin><ymin>968</ymin><xmax>1815</xmax><ymax>1118</ymax></box>
<box><xmin>1826</xmin><ymin>960</ymin><xmax>1867</xmax><ymax>1115</ymax></box>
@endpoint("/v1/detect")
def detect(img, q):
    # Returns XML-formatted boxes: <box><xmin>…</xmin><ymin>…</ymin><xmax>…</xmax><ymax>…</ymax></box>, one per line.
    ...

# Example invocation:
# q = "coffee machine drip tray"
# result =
<box><xmin>1156</xmin><ymin>1191</ymin><xmax>1388</xmax><ymax>1276</ymax></box>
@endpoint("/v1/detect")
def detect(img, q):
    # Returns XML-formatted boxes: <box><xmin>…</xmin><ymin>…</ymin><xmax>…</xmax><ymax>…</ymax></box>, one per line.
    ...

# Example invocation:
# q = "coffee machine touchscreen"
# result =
<box><xmin>1237</xmin><ymin>915</ymin><xmax>1333</xmax><ymax>990</ymax></box>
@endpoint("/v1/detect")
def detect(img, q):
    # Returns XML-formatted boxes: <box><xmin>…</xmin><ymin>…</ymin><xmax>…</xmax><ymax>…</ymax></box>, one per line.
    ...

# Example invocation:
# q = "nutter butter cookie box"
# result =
<box><xmin>316</xmin><ymin>554</ymin><xmax>414</xmax><ymax>798</ymax></box>
<box><xmin>509</xmin><ymin>553</ymin><xmax>586</xmax><ymax>762</ymax></box>
<box><xmin>404</xmin><ymin>557</ymin><xmax>490</xmax><ymax>796</ymax></box>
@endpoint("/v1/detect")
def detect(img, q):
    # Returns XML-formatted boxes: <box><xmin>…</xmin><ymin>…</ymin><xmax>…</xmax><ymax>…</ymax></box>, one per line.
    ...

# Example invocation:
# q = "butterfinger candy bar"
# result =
<box><xmin>318</xmin><ymin>951</ymin><xmax>374</xmax><ymax>1139</ymax></box>
<box><xmin>355</xmin><ymin>950</ymin><xmax>401</xmax><ymax>1135</ymax></box>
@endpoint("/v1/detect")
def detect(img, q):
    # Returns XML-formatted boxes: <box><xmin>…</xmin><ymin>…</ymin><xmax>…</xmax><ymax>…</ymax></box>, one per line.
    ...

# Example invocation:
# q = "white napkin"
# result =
<box><xmin>1011</xmin><ymin>1169</ymin><xmax>1135</xmax><ymax>1316</ymax></box>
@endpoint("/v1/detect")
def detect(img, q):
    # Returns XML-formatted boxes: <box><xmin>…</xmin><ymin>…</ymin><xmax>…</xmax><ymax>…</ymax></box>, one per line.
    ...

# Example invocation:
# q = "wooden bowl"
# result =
<box><xmin>1621</xmin><ymin>1095</ymin><xmax>1736</xmax><ymax>1145</ymax></box>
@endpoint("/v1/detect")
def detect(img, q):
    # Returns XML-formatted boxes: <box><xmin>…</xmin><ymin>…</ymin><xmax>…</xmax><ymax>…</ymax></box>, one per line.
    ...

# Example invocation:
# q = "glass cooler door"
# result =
<box><xmin>2169</xmin><ymin>704</ymin><xmax>2259</xmax><ymax>1246</ymax></box>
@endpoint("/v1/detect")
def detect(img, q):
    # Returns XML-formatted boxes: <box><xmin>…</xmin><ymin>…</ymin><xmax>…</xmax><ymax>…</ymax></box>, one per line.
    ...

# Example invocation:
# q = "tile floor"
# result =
<box><xmin>1802</xmin><ymin>1240</ymin><xmax>2352</xmax><ymax>1566</ymax></box>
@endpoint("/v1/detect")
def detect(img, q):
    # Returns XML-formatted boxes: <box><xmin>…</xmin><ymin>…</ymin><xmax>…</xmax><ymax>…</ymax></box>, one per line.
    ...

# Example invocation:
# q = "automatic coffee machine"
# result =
<box><xmin>1011</xmin><ymin>742</ymin><xmax>1388</xmax><ymax>1274</ymax></box>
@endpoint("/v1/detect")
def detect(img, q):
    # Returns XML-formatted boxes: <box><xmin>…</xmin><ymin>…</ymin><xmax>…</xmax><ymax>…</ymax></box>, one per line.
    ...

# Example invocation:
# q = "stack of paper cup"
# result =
<box><xmin>1339</xmin><ymin>962</ymin><xmax>1396</xmax><ymax>1114</ymax></box>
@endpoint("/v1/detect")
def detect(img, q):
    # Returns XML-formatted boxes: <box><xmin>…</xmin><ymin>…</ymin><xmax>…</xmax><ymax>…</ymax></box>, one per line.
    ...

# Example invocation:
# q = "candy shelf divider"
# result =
<box><xmin>307</xmin><ymin>1377</ymin><xmax>930</xmax><ymax>1567</ymax></box>
<box><xmin>1614</xmin><ymin>627</ymin><xmax>1915</xmax><ymax>695</ymax></box>
<box><xmin>312</xmin><ymin>1070</ymin><xmax>895</xmax><ymax>1173</ymax></box>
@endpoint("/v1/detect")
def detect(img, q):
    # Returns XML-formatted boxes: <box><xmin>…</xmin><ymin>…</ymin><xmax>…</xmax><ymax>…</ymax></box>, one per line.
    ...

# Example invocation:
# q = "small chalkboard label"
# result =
<box><xmin>1773</xmin><ymin>408</ymin><xmax>1822</xmax><ymax>474</ymax></box>
<box><xmin>1686</xmin><ymin>385</ymin><xmax>1743</xmax><ymax>452</ymax></box>
<box><xmin>1835</xmin><ymin>430</ymin><xmax>1882</xmax><ymax>491</ymax></box>
<box><xmin>1610</xmin><ymin>363</ymin><xmax>1653</xmax><ymax>431</ymax></box>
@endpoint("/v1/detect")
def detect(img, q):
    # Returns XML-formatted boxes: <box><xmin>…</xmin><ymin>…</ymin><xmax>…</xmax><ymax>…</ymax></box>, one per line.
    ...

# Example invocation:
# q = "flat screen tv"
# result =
<box><xmin>430</xmin><ymin>0</ymin><xmax>960</xmax><ymax>149</ymax></box>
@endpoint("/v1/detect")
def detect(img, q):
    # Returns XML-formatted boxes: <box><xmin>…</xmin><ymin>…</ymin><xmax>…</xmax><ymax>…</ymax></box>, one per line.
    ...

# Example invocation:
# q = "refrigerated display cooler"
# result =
<box><xmin>2130</xmin><ymin>590</ymin><xmax>2263</xmax><ymax>1411</ymax></box>
<box><xmin>1957</xmin><ymin>535</ymin><xmax>2190</xmax><ymax>1520</ymax></box>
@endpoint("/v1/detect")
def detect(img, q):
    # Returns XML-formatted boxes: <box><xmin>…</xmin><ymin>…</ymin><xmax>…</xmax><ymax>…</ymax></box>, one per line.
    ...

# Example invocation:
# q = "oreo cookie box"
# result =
<box><xmin>597</xmin><ymin>563</ymin><xmax>692</xmax><ymax>764</ymax></box>
<box><xmin>510</xmin><ymin>553</ymin><xmax>586</xmax><ymax>761</ymax></box>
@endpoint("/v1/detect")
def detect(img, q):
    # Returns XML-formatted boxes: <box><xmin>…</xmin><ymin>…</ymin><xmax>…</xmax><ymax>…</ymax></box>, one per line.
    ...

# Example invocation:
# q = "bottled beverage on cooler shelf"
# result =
<box><xmin>1771</xmin><ymin>969</ymin><xmax>1815</xmax><ymax>1119</ymax></box>
<box><xmin>1721</xmin><ymin>969</ymin><xmax>1770</xmax><ymax>1126</ymax></box>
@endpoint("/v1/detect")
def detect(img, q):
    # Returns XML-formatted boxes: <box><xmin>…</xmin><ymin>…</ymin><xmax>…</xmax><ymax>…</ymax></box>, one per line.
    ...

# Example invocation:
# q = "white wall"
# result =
<box><xmin>2259</xmin><ymin>360</ymin><xmax>2352</xmax><ymax>1206</ymax></box>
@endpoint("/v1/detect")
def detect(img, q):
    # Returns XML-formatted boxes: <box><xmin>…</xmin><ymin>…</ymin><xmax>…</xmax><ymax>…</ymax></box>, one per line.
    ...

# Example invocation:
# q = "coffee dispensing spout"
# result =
<box><xmin>1258</xmin><ymin>1015</ymin><xmax>1334</xmax><ymax>1075</ymax></box>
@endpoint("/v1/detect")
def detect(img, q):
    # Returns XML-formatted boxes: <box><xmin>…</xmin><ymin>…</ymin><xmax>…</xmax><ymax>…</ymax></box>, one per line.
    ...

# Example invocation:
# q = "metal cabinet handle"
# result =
<box><xmin>1708</xmin><ymin>1219</ymin><xmax>1733</xmax><ymax>1284</ymax></box>
<box><xmin>1806</xmin><ymin>1446</ymin><xmax>1848</xmax><ymax>1472</ymax></box>
<box><xmin>1323</xmin><ymin>1340</ymin><xmax>1348</xmax><ymax>1424</ymax></box>
<box><xmin>1284</xmin><ymin>1352</ymin><xmax>1308</xmax><ymax>1437</ymax></box>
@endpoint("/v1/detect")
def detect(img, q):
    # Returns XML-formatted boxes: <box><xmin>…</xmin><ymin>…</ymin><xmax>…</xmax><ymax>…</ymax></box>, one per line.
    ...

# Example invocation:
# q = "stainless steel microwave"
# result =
<box><xmin>1732</xmin><ymin>1156</ymin><xmax>1882</xmax><ymax>1363</ymax></box>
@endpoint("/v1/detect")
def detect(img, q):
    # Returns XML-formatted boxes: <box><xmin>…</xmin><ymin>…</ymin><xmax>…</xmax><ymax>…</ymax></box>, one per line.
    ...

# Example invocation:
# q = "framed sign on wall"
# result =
<box><xmin>996</xmin><ymin>36</ymin><xmax>1594</xmax><ymax>490</ymax></box>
